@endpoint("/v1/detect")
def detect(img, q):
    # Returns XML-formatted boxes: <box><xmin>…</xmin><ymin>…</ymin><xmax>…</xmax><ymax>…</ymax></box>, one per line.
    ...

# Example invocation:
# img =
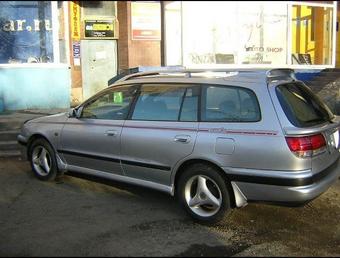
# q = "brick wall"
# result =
<box><xmin>117</xmin><ymin>1</ymin><xmax>161</xmax><ymax>71</ymax></box>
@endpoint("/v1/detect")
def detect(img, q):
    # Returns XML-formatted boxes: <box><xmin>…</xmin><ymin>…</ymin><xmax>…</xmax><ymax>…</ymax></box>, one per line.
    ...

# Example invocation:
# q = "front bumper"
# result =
<box><xmin>17</xmin><ymin>134</ymin><xmax>28</xmax><ymax>160</ymax></box>
<box><xmin>225</xmin><ymin>158</ymin><xmax>340</xmax><ymax>205</ymax></box>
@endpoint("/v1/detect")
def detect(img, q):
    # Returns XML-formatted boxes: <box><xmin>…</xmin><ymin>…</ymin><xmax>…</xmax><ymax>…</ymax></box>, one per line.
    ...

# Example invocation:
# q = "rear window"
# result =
<box><xmin>276</xmin><ymin>82</ymin><xmax>334</xmax><ymax>128</ymax></box>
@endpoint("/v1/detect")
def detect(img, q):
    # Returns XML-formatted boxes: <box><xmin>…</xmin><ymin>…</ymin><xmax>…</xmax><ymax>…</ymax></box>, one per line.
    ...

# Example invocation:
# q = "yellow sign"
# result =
<box><xmin>84</xmin><ymin>20</ymin><xmax>116</xmax><ymax>38</ymax></box>
<box><xmin>93</xmin><ymin>24</ymin><xmax>114</xmax><ymax>31</ymax></box>
<box><xmin>70</xmin><ymin>1</ymin><xmax>80</xmax><ymax>40</ymax></box>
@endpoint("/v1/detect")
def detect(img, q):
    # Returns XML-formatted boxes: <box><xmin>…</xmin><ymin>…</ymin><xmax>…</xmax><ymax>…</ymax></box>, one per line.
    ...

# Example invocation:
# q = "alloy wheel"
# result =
<box><xmin>32</xmin><ymin>146</ymin><xmax>52</xmax><ymax>176</ymax></box>
<box><xmin>184</xmin><ymin>175</ymin><xmax>222</xmax><ymax>217</ymax></box>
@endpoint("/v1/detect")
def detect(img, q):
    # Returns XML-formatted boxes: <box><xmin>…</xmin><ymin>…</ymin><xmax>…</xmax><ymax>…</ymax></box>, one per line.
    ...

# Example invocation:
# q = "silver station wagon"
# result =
<box><xmin>18</xmin><ymin>69</ymin><xmax>340</xmax><ymax>224</ymax></box>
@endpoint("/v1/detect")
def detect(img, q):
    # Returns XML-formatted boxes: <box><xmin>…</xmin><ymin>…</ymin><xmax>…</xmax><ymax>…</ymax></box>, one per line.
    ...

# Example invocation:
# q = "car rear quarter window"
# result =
<box><xmin>201</xmin><ymin>85</ymin><xmax>261</xmax><ymax>122</ymax></box>
<box><xmin>276</xmin><ymin>82</ymin><xmax>334</xmax><ymax>128</ymax></box>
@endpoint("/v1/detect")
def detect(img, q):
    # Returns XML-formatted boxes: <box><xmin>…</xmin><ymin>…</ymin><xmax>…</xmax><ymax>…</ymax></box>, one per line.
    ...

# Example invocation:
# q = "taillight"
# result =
<box><xmin>285</xmin><ymin>134</ymin><xmax>326</xmax><ymax>158</ymax></box>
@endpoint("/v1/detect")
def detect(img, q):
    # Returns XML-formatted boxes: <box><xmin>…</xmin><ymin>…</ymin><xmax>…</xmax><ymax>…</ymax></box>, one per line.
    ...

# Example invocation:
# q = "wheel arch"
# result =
<box><xmin>26</xmin><ymin>134</ymin><xmax>56</xmax><ymax>158</ymax></box>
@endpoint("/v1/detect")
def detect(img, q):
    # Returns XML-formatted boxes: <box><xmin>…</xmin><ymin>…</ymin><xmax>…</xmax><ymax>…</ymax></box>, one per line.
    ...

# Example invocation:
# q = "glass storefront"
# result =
<box><xmin>164</xmin><ymin>1</ymin><xmax>337</xmax><ymax>68</ymax></box>
<box><xmin>292</xmin><ymin>4</ymin><xmax>333</xmax><ymax>65</ymax></box>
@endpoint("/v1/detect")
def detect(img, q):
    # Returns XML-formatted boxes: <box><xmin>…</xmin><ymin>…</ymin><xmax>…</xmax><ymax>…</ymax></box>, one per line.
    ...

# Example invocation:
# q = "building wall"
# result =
<box><xmin>0</xmin><ymin>67</ymin><xmax>70</xmax><ymax>110</ymax></box>
<box><xmin>117</xmin><ymin>1</ymin><xmax>161</xmax><ymax>72</ymax></box>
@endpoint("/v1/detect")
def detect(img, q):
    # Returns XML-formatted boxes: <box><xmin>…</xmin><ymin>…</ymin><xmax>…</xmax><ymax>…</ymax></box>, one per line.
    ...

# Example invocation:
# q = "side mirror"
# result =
<box><xmin>68</xmin><ymin>108</ymin><xmax>80</xmax><ymax>118</ymax></box>
<box><xmin>68</xmin><ymin>108</ymin><xmax>75</xmax><ymax>118</ymax></box>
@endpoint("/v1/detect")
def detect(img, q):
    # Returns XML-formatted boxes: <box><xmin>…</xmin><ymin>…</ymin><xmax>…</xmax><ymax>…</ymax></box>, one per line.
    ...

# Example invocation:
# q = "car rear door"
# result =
<box><xmin>120</xmin><ymin>83</ymin><xmax>200</xmax><ymax>186</ymax></box>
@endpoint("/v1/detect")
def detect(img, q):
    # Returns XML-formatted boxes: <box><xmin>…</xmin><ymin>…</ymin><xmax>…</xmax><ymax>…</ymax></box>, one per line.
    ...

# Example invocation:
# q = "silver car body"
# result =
<box><xmin>18</xmin><ymin>69</ymin><xmax>340</xmax><ymax>208</ymax></box>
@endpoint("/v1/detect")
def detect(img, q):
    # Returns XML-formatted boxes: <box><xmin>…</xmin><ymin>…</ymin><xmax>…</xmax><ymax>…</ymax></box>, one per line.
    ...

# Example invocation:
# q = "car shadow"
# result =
<box><xmin>64</xmin><ymin>170</ymin><xmax>175</xmax><ymax>202</ymax></box>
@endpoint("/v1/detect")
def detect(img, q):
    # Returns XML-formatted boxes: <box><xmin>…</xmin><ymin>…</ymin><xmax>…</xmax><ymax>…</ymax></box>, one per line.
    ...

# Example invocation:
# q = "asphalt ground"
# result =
<box><xmin>0</xmin><ymin>158</ymin><xmax>339</xmax><ymax>257</ymax></box>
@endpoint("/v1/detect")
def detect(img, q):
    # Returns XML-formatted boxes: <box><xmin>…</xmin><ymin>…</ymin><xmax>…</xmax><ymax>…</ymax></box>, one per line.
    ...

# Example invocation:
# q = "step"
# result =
<box><xmin>311</xmin><ymin>77</ymin><xmax>339</xmax><ymax>84</ymax></box>
<box><xmin>323</xmin><ymin>68</ymin><xmax>340</xmax><ymax>73</ymax></box>
<box><xmin>305</xmin><ymin>81</ymin><xmax>324</xmax><ymax>87</ymax></box>
<box><xmin>0</xmin><ymin>150</ymin><xmax>22</xmax><ymax>158</ymax></box>
<box><xmin>305</xmin><ymin>85</ymin><xmax>324</xmax><ymax>93</ymax></box>
<box><xmin>318</xmin><ymin>72</ymin><xmax>340</xmax><ymax>77</ymax></box>
<box><xmin>0</xmin><ymin>121</ymin><xmax>24</xmax><ymax>131</ymax></box>
<box><xmin>0</xmin><ymin>141</ymin><xmax>20</xmax><ymax>151</ymax></box>
<box><xmin>305</xmin><ymin>79</ymin><xmax>328</xmax><ymax>85</ymax></box>
<box><xmin>0</xmin><ymin>130</ymin><xmax>20</xmax><ymax>141</ymax></box>
<box><xmin>310</xmin><ymin>74</ymin><xmax>335</xmax><ymax>78</ymax></box>
<box><xmin>312</xmin><ymin>74</ymin><xmax>340</xmax><ymax>81</ymax></box>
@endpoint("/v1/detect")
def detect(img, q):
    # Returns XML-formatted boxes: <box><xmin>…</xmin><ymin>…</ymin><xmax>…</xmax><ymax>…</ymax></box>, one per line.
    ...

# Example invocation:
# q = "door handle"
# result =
<box><xmin>174</xmin><ymin>135</ymin><xmax>191</xmax><ymax>143</ymax></box>
<box><xmin>105</xmin><ymin>130</ymin><xmax>118</xmax><ymax>137</ymax></box>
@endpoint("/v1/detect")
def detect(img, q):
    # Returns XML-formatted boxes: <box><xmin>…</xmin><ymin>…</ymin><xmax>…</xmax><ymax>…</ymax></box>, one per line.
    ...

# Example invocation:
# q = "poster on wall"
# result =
<box><xmin>72</xmin><ymin>41</ymin><xmax>80</xmax><ymax>66</ymax></box>
<box><xmin>0</xmin><ymin>1</ymin><xmax>54</xmax><ymax>64</ymax></box>
<box><xmin>84</xmin><ymin>20</ymin><xmax>116</xmax><ymax>39</ymax></box>
<box><xmin>131</xmin><ymin>1</ymin><xmax>161</xmax><ymax>41</ymax></box>
<box><xmin>70</xmin><ymin>1</ymin><xmax>80</xmax><ymax>40</ymax></box>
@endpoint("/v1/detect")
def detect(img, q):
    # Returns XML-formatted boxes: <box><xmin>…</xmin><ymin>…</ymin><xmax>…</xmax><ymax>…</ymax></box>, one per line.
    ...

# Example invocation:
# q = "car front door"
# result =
<box><xmin>60</xmin><ymin>85</ymin><xmax>137</xmax><ymax>175</ymax></box>
<box><xmin>121</xmin><ymin>84</ymin><xmax>200</xmax><ymax>186</ymax></box>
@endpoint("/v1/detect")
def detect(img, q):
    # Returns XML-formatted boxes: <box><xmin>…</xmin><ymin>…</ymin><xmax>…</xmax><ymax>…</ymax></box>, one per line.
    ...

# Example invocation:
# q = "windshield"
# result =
<box><xmin>276</xmin><ymin>82</ymin><xmax>334</xmax><ymax>128</ymax></box>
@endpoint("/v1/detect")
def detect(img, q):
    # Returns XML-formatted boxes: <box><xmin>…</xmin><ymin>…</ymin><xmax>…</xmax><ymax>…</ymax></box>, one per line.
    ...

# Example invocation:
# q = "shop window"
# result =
<box><xmin>0</xmin><ymin>1</ymin><xmax>54</xmax><ymax>64</ymax></box>
<box><xmin>177</xmin><ymin>2</ymin><xmax>288</xmax><ymax>66</ymax></box>
<box><xmin>165</xmin><ymin>1</ymin><xmax>336</xmax><ymax>67</ymax></box>
<box><xmin>292</xmin><ymin>5</ymin><xmax>333</xmax><ymax>65</ymax></box>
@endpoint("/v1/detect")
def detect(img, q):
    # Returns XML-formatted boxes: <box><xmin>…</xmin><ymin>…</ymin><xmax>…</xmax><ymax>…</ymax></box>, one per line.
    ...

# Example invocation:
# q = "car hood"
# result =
<box><xmin>27</xmin><ymin>112</ymin><xmax>69</xmax><ymax>124</ymax></box>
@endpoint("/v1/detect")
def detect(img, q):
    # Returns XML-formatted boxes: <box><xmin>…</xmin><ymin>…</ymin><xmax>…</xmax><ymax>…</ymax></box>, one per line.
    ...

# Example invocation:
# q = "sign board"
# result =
<box><xmin>72</xmin><ymin>41</ymin><xmax>80</xmax><ymax>66</ymax></box>
<box><xmin>131</xmin><ymin>2</ymin><xmax>161</xmax><ymax>40</ymax></box>
<box><xmin>70</xmin><ymin>1</ymin><xmax>81</xmax><ymax>40</ymax></box>
<box><xmin>84</xmin><ymin>20</ymin><xmax>116</xmax><ymax>39</ymax></box>
<box><xmin>73</xmin><ymin>42</ymin><xmax>80</xmax><ymax>58</ymax></box>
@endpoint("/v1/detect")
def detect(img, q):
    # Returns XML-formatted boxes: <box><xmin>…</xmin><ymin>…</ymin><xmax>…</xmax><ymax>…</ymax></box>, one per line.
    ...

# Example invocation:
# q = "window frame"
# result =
<box><xmin>125</xmin><ymin>82</ymin><xmax>262</xmax><ymax>123</ymax></box>
<box><xmin>78</xmin><ymin>84</ymin><xmax>139</xmax><ymax>120</ymax></box>
<box><xmin>200</xmin><ymin>84</ymin><xmax>262</xmax><ymax>123</ymax></box>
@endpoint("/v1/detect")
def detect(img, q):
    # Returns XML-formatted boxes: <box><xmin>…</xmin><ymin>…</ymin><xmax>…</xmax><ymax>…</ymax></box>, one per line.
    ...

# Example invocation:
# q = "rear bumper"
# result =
<box><xmin>224</xmin><ymin>158</ymin><xmax>340</xmax><ymax>205</ymax></box>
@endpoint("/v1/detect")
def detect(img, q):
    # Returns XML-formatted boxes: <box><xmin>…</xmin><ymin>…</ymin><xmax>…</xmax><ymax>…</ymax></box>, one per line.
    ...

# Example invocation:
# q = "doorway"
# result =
<box><xmin>81</xmin><ymin>40</ymin><xmax>117</xmax><ymax>100</ymax></box>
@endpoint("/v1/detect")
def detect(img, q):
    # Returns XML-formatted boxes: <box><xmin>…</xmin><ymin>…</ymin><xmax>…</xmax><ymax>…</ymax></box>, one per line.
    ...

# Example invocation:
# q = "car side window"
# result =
<box><xmin>132</xmin><ymin>84</ymin><xmax>187</xmax><ymax>121</ymax></box>
<box><xmin>81</xmin><ymin>87</ymin><xmax>136</xmax><ymax>120</ymax></box>
<box><xmin>201</xmin><ymin>85</ymin><xmax>261</xmax><ymax>122</ymax></box>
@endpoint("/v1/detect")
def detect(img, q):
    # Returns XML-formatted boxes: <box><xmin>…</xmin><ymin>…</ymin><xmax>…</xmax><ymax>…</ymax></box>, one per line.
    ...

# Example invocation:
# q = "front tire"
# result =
<box><xmin>29</xmin><ymin>138</ymin><xmax>58</xmax><ymax>181</ymax></box>
<box><xmin>177</xmin><ymin>163</ymin><xmax>232</xmax><ymax>225</ymax></box>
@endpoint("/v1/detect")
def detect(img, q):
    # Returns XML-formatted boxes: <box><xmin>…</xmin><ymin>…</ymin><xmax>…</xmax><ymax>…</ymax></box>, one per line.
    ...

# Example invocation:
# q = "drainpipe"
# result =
<box><xmin>160</xmin><ymin>1</ymin><xmax>165</xmax><ymax>66</ymax></box>
<box><xmin>0</xmin><ymin>90</ymin><xmax>4</xmax><ymax>112</ymax></box>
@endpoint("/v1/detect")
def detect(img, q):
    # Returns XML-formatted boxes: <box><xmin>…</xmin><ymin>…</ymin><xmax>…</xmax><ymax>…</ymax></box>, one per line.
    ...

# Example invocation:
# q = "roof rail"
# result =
<box><xmin>116</xmin><ymin>68</ymin><xmax>266</xmax><ymax>82</ymax></box>
<box><xmin>116</xmin><ymin>68</ymin><xmax>297</xmax><ymax>83</ymax></box>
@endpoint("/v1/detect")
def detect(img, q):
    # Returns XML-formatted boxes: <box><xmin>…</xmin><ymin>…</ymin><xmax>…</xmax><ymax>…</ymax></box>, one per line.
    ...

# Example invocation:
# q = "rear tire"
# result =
<box><xmin>176</xmin><ymin>163</ymin><xmax>232</xmax><ymax>225</ymax></box>
<box><xmin>28</xmin><ymin>138</ymin><xmax>58</xmax><ymax>181</ymax></box>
